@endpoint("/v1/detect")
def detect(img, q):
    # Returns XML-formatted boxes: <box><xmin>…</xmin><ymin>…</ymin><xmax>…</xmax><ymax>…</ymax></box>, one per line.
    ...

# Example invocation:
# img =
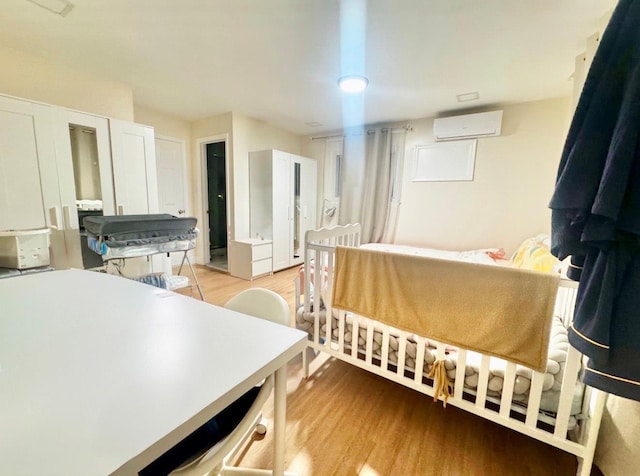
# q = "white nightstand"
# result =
<box><xmin>228</xmin><ymin>238</ymin><xmax>273</xmax><ymax>280</ymax></box>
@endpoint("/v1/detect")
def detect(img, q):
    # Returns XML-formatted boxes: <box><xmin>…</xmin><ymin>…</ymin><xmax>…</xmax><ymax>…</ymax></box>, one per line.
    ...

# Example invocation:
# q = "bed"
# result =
<box><xmin>294</xmin><ymin>224</ymin><xmax>607</xmax><ymax>476</ymax></box>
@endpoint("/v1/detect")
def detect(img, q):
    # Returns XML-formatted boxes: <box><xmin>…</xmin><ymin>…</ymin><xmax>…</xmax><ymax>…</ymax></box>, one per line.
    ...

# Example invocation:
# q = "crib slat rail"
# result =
<box><xmin>350</xmin><ymin>314</ymin><xmax>360</xmax><ymax>359</ymax></box>
<box><xmin>526</xmin><ymin>371</ymin><xmax>544</xmax><ymax>427</ymax></box>
<box><xmin>296</xmin><ymin>226</ymin><xmax>608</xmax><ymax>476</ymax></box>
<box><xmin>554</xmin><ymin>344</ymin><xmax>583</xmax><ymax>439</ymax></box>
<box><xmin>475</xmin><ymin>354</ymin><xmax>491</xmax><ymax>410</ymax></box>
<box><xmin>414</xmin><ymin>335</ymin><xmax>426</xmax><ymax>386</ymax></box>
<box><xmin>365</xmin><ymin>315</ymin><xmax>374</xmax><ymax>365</ymax></box>
<box><xmin>499</xmin><ymin>362</ymin><xmax>517</xmax><ymax>418</ymax></box>
<box><xmin>397</xmin><ymin>331</ymin><xmax>408</xmax><ymax>376</ymax></box>
<box><xmin>454</xmin><ymin>348</ymin><xmax>467</xmax><ymax>399</ymax></box>
<box><xmin>381</xmin><ymin>326</ymin><xmax>390</xmax><ymax>370</ymax></box>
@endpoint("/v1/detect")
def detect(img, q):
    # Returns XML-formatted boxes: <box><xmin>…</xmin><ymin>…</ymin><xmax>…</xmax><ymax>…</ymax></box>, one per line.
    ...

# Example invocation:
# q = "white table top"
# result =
<box><xmin>0</xmin><ymin>269</ymin><xmax>307</xmax><ymax>476</ymax></box>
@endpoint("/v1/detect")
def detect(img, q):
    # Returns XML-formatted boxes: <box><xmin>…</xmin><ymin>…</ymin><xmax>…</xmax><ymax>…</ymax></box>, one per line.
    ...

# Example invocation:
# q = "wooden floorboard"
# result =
<box><xmin>187</xmin><ymin>265</ymin><xmax>579</xmax><ymax>476</ymax></box>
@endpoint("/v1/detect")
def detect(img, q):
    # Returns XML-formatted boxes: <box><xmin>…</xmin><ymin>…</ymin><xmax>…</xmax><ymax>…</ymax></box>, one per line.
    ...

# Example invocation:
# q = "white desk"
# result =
<box><xmin>0</xmin><ymin>269</ymin><xmax>307</xmax><ymax>476</ymax></box>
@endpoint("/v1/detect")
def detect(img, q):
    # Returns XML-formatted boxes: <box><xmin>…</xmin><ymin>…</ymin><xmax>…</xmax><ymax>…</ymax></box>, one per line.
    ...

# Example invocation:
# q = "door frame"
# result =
<box><xmin>198</xmin><ymin>134</ymin><xmax>230</xmax><ymax>265</ymax></box>
<box><xmin>156</xmin><ymin>134</ymin><xmax>190</xmax><ymax>265</ymax></box>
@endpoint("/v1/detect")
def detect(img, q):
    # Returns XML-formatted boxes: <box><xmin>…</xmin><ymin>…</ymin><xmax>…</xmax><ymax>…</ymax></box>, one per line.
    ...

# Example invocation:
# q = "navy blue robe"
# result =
<box><xmin>549</xmin><ymin>0</ymin><xmax>640</xmax><ymax>402</ymax></box>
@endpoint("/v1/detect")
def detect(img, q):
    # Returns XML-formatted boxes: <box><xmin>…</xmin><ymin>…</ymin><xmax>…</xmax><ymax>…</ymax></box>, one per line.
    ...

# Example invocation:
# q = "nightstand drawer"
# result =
<box><xmin>252</xmin><ymin>258</ymin><xmax>272</xmax><ymax>276</ymax></box>
<box><xmin>252</xmin><ymin>243</ymin><xmax>272</xmax><ymax>261</ymax></box>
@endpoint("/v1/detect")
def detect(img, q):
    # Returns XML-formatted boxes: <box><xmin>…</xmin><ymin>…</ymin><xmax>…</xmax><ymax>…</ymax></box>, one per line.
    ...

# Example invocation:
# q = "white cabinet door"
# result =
<box><xmin>109</xmin><ymin>119</ymin><xmax>167</xmax><ymax>275</ymax></box>
<box><xmin>0</xmin><ymin>96</ymin><xmax>69</xmax><ymax>267</ymax></box>
<box><xmin>54</xmin><ymin>110</ymin><xmax>116</xmax><ymax>216</ymax></box>
<box><xmin>0</xmin><ymin>97</ymin><xmax>50</xmax><ymax>230</ymax></box>
<box><xmin>271</xmin><ymin>151</ymin><xmax>292</xmax><ymax>271</ymax></box>
<box><xmin>295</xmin><ymin>155</ymin><xmax>318</xmax><ymax>263</ymax></box>
<box><xmin>110</xmin><ymin>119</ymin><xmax>158</xmax><ymax>216</ymax></box>
<box><xmin>51</xmin><ymin>109</ymin><xmax>116</xmax><ymax>269</ymax></box>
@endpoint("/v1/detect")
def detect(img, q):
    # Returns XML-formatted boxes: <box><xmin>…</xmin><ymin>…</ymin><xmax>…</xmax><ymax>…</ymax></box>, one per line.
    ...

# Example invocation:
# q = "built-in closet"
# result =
<box><xmin>245</xmin><ymin>149</ymin><xmax>317</xmax><ymax>274</ymax></box>
<box><xmin>0</xmin><ymin>94</ymin><xmax>160</xmax><ymax>274</ymax></box>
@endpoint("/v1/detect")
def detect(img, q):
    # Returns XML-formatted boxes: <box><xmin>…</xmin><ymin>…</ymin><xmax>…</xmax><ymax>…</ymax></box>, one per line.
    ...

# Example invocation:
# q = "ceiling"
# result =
<box><xmin>0</xmin><ymin>0</ymin><xmax>618</xmax><ymax>135</ymax></box>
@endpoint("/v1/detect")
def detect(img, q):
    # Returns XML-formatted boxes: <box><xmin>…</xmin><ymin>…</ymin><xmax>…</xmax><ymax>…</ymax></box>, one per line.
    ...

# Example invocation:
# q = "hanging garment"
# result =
<box><xmin>549</xmin><ymin>0</ymin><xmax>640</xmax><ymax>402</ymax></box>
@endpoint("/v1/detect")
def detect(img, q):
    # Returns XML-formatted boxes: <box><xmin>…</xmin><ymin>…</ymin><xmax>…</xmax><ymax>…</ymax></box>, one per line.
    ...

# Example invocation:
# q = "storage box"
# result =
<box><xmin>0</xmin><ymin>228</ymin><xmax>51</xmax><ymax>269</ymax></box>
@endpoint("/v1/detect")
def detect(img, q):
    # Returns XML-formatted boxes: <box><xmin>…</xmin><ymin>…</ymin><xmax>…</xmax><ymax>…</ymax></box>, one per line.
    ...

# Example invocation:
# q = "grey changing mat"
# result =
<box><xmin>83</xmin><ymin>214</ymin><xmax>197</xmax><ymax>247</ymax></box>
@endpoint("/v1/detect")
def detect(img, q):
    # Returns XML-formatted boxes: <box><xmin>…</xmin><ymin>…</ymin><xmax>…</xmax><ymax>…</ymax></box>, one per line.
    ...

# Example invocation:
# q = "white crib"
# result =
<box><xmin>294</xmin><ymin>224</ymin><xmax>607</xmax><ymax>476</ymax></box>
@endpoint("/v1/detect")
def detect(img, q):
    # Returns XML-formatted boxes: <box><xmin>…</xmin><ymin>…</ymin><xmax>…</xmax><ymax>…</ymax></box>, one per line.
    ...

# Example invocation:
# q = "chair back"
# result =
<box><xmin>224</xmin><ymin>288</ymin><xmax>290</xmax><ymax>326</ymax></box>
<box><xmin>170</xmin><ymin>288</ymin><xmax>289</xmax><ymax>476</ymax></box>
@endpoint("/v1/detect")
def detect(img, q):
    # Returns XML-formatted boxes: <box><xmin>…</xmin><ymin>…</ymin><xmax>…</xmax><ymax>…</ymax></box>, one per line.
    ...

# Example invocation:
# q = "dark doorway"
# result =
<box><xmin>206</xmin><ymin>141</ymin><xmax>228</xmax><ymax>270</ymax></box>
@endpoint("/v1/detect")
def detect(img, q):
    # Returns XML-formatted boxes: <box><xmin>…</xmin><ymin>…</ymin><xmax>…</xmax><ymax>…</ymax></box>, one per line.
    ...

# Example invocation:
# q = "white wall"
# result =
<box><xmin>302</xmin><ymin>97</ymin><xmax>571</xmax><ymax>255</ymax></box>
<box><xmin>0</xmin><ymin>44</ymin><xmax>134</xmax><ymax>121</ymax></box>
<box><xmin>395</xmin><ymin>98</ymin><xmax>571</xmax><ymax>255</ymax></box>
<box><xmin>231</xmin><ymin>113</ymin><xmax>303</xmax><ymax>239</ymax></box>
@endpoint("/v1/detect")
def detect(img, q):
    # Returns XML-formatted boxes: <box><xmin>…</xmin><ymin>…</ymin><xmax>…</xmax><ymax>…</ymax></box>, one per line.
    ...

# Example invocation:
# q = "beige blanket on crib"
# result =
<box><xmin>331</xmin><ymin>246</ymin><xmax>560</xmax><ymax>372</ymax></box>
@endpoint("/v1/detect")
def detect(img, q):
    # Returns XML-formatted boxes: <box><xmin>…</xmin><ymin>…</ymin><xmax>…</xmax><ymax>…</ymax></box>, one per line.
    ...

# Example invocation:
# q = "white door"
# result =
<box><xmin>109</xmin><ymin>119</ymin><xmax>158</xmax><ymax>216</ymax></box>
<box><xmin>156</xmin><ymin>135</ymin><xmax>189</xmax><ymax>266</ymax></box>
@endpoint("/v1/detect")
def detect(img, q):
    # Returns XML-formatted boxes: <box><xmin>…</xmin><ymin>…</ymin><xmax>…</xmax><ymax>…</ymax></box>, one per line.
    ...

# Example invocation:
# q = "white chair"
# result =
<box><xmin>170</xmin><ymin>288</ymin><xmax>290</xmax><ymax>476</ymax></box>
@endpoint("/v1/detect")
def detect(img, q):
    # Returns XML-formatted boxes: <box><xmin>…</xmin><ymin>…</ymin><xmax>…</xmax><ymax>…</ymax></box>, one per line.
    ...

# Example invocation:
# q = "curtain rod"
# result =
<box><xmin>310</xmin><ymin>124</ymin><xmax>412</xmax><ymax>141</ymax></box>
<box><xmin>311</xmin><ymin>134</ymin><xmax>344</xmax><ymax>141</ymax></box>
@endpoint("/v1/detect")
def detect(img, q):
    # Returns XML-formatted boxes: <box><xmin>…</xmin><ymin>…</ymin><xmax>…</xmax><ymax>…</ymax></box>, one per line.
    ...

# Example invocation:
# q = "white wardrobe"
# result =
<box><xmin>249</xmin><ymin>149</ymin><xmax>317</xmax><ymax>272</ymax></box>
<box><xmin>0</xmin><ymin>94</ymin><xmax>159</xmax><ymax>273</ymax></box>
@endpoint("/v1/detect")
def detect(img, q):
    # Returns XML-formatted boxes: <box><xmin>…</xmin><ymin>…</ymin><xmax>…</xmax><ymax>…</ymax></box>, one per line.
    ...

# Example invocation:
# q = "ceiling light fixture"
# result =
<box><xmin>338</xmin><ymin>75</ymin><xmax>369</xmax><ymax>94</ymax></box>
<box><xmin>26</xmin><ymin>0</ymin><xmax>74</xmax><ymax>17</ymax></box>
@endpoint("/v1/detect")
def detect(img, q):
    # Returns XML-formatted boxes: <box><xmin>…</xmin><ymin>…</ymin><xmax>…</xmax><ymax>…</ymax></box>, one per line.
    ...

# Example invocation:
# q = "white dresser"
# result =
<box><xmin>228</xmin><ymin>238</ymin><xmax>273</xmax><ymax>280</ymax></box>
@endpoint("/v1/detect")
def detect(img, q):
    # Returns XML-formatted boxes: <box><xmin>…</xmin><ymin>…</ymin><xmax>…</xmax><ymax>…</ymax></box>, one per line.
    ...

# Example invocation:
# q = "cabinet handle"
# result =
<box><xmin>117</xmin><ymin>205</ymin><xmax>125</xmax><ymax>215</ymax></box>
<box><xmin>49</xmin><ymin>206</ymin><xmax>62</xmax><ymax>231</ymax></box>
<box><xmin>62</xmin><ymin>205</ymin><xmax>73</xmax><ymax>230</ymax></box>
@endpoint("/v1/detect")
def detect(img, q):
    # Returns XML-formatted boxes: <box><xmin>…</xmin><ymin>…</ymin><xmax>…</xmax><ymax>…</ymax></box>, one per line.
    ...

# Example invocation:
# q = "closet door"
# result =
<box><xmin>109</xmin><ymin>119</ymin><xmax>166</xmax><ymax>275</ymax></box>
<box><xmin>110</xmin><ymin>119</ymin><xmax>158</xmax><ymax>216</ymax></box>
<box><xmin>0</xmin><ymin>96</ymin><xmax>67</xmax><ymax>267</ymax></box>
<box><xmin>289</xmin><ymin>155</ymin><xmax>317</xmax><ymax>266</ymax></box>
<box><xmin>56</xmin><ymin>111</ymin><xmax>115</xmax><ymax>214</ymax></box>
<box><xmin>295</xmin><ymin>155</ymin><xmax>317</xmax><ymax>263</ymax></box>
<box><xmin>51</xmin><ymin>109</ymin><xmax>115</xmax><ymax>269</ymax></box>
<box><xmin>271</xmin><ymin>150</ymin><xmax>292</xmax><ymax>271</ymax></box>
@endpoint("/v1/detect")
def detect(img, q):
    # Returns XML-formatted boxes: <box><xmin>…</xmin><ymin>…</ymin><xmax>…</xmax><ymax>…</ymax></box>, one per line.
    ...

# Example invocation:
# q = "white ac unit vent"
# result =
<box><xmin>433</xmin><ymin>110</ymin><xmax>503</xmax><ymax>141</ymax></box>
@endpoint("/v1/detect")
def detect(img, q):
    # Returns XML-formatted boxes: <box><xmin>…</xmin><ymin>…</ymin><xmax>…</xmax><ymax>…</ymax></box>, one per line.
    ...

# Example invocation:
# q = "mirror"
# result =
<box><xmin>293</xmin><ymin>161</ymin><xmax>301</xmax><ymax>258</ymax></box>
<box><xmin>69</xmin><ymin>124</ymin><xmax>104</xmax><ymax>269</ymax></box>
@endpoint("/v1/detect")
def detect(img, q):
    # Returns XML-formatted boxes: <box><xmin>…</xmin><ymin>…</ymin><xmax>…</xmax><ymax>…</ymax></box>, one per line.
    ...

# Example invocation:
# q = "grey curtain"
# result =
<box><xmin>339</xmin><ymin>127</ymin><xmax>406</xmax><ymax>243</ymax></box>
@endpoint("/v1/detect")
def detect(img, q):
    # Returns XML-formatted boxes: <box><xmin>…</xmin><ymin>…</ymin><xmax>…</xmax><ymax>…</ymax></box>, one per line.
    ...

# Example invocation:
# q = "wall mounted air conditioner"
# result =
<box><xmin>433</xmin><ymin>110</ymin><xmax>503</xmax><ymax>141</ymax></box>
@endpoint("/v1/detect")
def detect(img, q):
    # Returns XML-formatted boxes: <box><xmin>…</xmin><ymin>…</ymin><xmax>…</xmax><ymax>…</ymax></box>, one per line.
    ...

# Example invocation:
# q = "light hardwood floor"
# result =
<box><xmin>186</xmin><ymin>265</ymin><xmax>581</xmax><ymax>476</ymax></box>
